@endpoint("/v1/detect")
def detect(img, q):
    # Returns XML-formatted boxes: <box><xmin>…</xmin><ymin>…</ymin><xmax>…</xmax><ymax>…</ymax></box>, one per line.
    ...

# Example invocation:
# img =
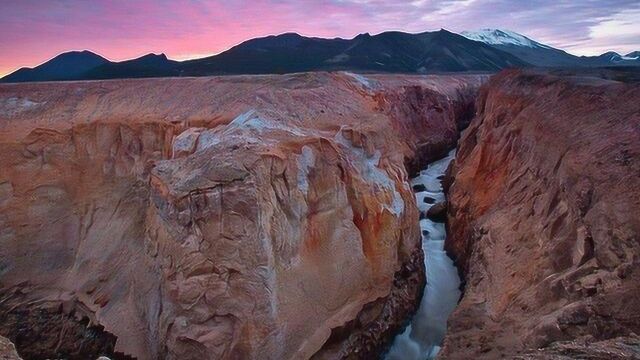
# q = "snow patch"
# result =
<box><xmin>335</xmin><ymin>129</ymin><xmax>404</xmax><ymax>216</ymax></box>
<box><xmin>461</xmin><ymin>29</ymin><xmax>551</xmax><ymax>49</ymax></box>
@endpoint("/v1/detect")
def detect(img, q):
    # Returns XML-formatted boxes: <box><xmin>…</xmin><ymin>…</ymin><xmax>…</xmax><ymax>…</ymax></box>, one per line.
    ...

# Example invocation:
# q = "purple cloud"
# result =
<box><xmin>0</xmin><ymin>0</ymin><xmax>638</xmax><ymax>76</ymax></box>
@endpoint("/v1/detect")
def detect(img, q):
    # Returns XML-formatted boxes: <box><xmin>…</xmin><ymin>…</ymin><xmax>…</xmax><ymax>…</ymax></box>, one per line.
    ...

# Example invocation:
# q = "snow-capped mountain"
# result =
<box><xmin>461</xmin><ymin>29</ymin><xmax>550</xmax><ymax>49</ymax></box>
<box><xmin>462</xmin><ymin>29</ymin><xmax>640</xmax><ymax>68</ymax></box>
<box><xmin>461</xmin><ymin>29</ymin><xmax>581</xmax><ymax>67</ymax></box>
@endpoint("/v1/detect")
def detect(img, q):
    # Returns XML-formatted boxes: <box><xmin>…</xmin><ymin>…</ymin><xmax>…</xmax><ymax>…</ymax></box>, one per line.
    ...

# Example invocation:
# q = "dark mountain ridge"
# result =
<box><xmin>1</xmin><ymin>50</ymin><xmax>109</xmax><ymax>83</ymax></box>
<box><xmin>2</xmin><ymin>28</ymin><xmax>638</xmax><ymax>83</ymax></box>
<box><xmin>1</xmin><ymin>30</ymin><xmax>526</xmax><ymax>83</ymax></box>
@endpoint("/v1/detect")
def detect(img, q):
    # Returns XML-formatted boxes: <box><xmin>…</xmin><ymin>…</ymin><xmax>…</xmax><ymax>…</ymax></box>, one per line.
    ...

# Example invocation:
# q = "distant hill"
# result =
<box><xmin>1</xmin><ymin>28</ymin><xmax>638</xmax><ymax>83</ymax></box>
<box><xmin>625</xmin><ymin>51</ymin><xmax>640</xmax><ymax>59</ymax></box>
<box><xmin>1</xmin><ymin>51</ymin><xmax>108</xmax><ymax>82</ymax></box>
<box><xmin>82</xmin><ymin>53</ymin><xmax>180</xmax><ymax>80</ymax></box>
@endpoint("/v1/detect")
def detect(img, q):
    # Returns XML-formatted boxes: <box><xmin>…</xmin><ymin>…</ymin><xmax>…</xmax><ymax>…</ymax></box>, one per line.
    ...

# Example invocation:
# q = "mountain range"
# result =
<box><xmin>2</xmin><ymin>28</ymin><xmax>638</xmax><ymax>83</ymax></box>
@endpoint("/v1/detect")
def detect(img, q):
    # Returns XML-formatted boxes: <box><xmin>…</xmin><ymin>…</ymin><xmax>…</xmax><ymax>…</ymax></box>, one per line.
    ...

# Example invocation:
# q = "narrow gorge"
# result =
<box><xmin>1</xmin><ymin>68</ymin><xmax>639</xmax><ymax>360</ymax></box>
<box><xmin>387</xmin><ymin>150</ymin><xmax>460</xmax><ymax>360</ymax></box>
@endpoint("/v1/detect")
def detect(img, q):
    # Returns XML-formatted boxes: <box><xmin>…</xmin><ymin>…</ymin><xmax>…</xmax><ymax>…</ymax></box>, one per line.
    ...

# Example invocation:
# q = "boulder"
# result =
<box><xmin>426</xmin><ymin>201</ymin><xmax>447</xmax><ymax>222</ymax></box>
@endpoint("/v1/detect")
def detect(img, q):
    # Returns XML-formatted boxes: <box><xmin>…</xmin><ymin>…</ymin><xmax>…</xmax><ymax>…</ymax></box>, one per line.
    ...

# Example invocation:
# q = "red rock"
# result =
<box><xmin>442</xmin><ymin>70</ymin><xmax>640</xmax><ymax>358</ymax></box>
<box><xmin>0</xmin><ymin>72</ymin><xmax>484</xmax><ymax>359</ymax></box>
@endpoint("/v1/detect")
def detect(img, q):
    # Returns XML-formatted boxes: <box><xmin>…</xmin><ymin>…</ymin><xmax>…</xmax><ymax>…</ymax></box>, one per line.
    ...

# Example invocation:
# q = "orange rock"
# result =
<box><xmin>0</xmin><ymin>72</ymin><xmax>484</xmax><ymax>359</ymax></box>
<box><xmin>442</xmin><ymin>70</ymin><xmax>640</xmax><ymax>358</ymax></box>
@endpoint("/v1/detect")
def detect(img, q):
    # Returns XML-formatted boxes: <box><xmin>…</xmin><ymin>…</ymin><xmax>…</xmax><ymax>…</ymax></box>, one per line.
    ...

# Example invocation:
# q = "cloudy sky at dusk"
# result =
<box><xmin>1</xmin><ymin>0</ymin><xmax>639</xmax><ymax>77</ymax></box>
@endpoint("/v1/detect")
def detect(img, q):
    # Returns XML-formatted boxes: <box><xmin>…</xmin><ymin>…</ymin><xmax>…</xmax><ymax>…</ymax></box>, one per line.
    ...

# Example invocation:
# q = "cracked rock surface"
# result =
<box><xmin>0</xmin><ymin>72</ymin><xmax>484</xmax><ymax>359</ymax></box>
<box><xmin>442</xmin><ymin>70</ymin><xmax>640</xmax><ymax>359</ymax></box>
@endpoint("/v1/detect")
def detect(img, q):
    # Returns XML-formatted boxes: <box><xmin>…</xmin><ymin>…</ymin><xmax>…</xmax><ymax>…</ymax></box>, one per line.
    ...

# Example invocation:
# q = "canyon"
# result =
<box><xmin>0</xmin><ymin>68</ymin><xmax>639</xmax><ymax>360</ymax></box>
<box><xmin>0</xmin><ymin>72</ymin><xmax>482</xmax><ymax>359</ymax></box>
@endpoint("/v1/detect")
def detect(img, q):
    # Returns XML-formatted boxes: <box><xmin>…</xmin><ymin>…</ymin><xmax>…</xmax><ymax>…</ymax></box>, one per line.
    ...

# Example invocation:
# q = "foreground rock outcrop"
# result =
<box><xmin>442</xmin><ymin>70</ymin><xmax>640</xmax><ymax>358</ymax></box>
<box><xmin>0</xmin><ymin>72</ymin><xmax>483</xmax><ymax>359</ymax></box>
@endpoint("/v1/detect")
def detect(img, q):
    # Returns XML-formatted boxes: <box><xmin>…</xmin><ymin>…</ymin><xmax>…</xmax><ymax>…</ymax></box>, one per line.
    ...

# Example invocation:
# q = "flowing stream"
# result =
<box><xmin>386</xmin><ymin>150</ymin><xmax>461</xmax><ymax>360</ymax></box>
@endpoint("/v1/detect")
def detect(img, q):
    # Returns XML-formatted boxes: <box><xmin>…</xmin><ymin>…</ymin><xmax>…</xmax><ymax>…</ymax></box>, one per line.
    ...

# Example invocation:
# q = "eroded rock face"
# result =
<box><xmin>0</xmin><ymin>72</ymin><xmax>484</xmax><ymax>359</ymax></box>
<box><xmin>442</xmin><ymin>70</ymin><xmax>640</xmax><ymax>358</ymax></box>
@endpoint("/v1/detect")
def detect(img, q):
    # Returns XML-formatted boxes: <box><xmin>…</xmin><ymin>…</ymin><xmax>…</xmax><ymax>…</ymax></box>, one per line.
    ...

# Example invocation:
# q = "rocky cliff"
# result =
<box><xmin>442</xmin><ymin>70</ymin><xmax>640</xmax><ymax>358</ymax></box>
<box><xmin>0</xmin><ymin>72</ymin><xmax>484</xmax><ymax>359</ymax></box>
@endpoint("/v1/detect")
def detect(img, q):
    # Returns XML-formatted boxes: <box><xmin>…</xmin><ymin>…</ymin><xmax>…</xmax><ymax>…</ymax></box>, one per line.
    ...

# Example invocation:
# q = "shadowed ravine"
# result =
<box><xmin>386</xmin><ymin>150</ymin><xmax>461</xmax><ymax>359</ymax></box>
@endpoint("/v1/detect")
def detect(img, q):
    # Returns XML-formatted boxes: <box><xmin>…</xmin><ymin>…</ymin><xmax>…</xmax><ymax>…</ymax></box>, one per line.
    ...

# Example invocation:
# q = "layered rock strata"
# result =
<box><xmin>0</xmin><ymin>72</ymin><xmax>484</xmax><ymax>359</ymax></box>
<box><xmin>442</xmin><ymin>70</ymin><xmax>640</xmax><ymax>358</ymax></box>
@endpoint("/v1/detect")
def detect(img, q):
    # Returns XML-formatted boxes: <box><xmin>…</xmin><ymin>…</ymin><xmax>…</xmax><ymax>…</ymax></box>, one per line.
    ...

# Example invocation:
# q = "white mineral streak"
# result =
<box><xmin>297</xmin><ymin>145</ymin><xmax>316</xmax><ymax>195</ymax></box>
<box><xmin>334</xmin><ymin>128</ymin><xmax>404</xmax><ymax>216</ymax></box>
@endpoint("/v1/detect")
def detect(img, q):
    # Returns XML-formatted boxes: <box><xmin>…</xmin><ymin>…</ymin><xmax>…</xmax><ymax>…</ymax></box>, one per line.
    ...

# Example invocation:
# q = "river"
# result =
<box><xmin>386</xmin><ymin>150</ymin><xmax>461</xmax><ymax>360</ymax></box>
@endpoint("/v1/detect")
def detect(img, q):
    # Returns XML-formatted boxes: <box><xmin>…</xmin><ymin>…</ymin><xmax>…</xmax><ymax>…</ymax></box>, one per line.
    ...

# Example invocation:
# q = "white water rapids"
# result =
<box><xmin>386</xmin><ymin>150</ymin><xmax>461</xmax><ymax>360</ymax></box>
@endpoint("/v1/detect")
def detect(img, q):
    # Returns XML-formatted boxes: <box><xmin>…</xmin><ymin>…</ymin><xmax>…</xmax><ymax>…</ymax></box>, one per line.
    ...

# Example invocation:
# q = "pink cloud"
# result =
<box><xmin>1</xmin><ymin>0</ymin><xmax>638</xmax><ymax>77</ymax></box>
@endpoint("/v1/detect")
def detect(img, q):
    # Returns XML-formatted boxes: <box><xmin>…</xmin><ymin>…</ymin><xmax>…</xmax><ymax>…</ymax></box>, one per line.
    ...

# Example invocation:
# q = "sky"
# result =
<box><xmin>1</xmin><ymin>0</ymin><xmax>639</xmax><ymax>77</ymax></box>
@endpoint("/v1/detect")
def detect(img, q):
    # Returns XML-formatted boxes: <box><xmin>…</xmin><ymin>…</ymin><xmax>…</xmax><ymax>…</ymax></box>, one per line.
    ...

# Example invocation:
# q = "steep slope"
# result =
<box><xmin>0</xmin><ymin>73</ymin><xmax>485</xmax><ymax>359</ymax></box>
<box><xmin>461</xmin><ymin>29</ymin><xmax>550</xmax><ymax>49</ymax></box>
<box><xmin>441</xmin><ymin>70</ymin><xmax>640</xmax><ymax>358</ymax></box>
<box><xmin>414</xmin><ymin>30</ymin><xmax>527</xmax><ymax>72</ymax></box>
<box><xmin>0</xmin><ymin>50</ymin><xmax>108</xmax><ymax>82</ymax></box>
<box><xmin>462</xmin><ymin>29</ymin><xmax>584</xmax><ymax>67</ymax></box>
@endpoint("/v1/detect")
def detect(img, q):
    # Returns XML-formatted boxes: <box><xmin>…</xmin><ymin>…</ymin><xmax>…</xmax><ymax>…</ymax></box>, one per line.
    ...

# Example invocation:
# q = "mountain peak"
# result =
<box><xmin>598</xmin><ymin>51</ymin><xmax>622</xmax><ymax>61</ymax></box>
<box><xmin>461</xmin><ymin>29</ymin><xmax>550</xmax><ymax>49</ymax></box>
<box><xmin>137</xmin><ymin>53</ymin><xmax>168</xmax><ymax>60</ymax></box>
<box><xmin>0</xmin><ymin>50</ymin><xmax>109</xmax><ymax>83</ymax></box>
<box><xmin>50</xmin><ymin>50</ymin><xmax>107</xmax><ymax>62</ymax></box>
<box><xmin>624</xmin><ymin>51</ymin><xmax>640</xmax><ymax>60</ymax></box>
<box><xmin>355</xmin><ymin>32</ymin><xmax>371</xmax><ymax>39</ymax></box>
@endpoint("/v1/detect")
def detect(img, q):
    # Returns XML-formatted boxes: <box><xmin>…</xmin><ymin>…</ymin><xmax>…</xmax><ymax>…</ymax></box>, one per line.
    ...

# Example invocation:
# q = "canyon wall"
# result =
<box><xmin>0</xmin><ymin>73</ymin><xmax>483</xmax><ymax>359</ymax></box>
<box><xmin>442</xmin><ymin>70</ymin><xmax>640</xmax><ymax>358</ymax></box>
